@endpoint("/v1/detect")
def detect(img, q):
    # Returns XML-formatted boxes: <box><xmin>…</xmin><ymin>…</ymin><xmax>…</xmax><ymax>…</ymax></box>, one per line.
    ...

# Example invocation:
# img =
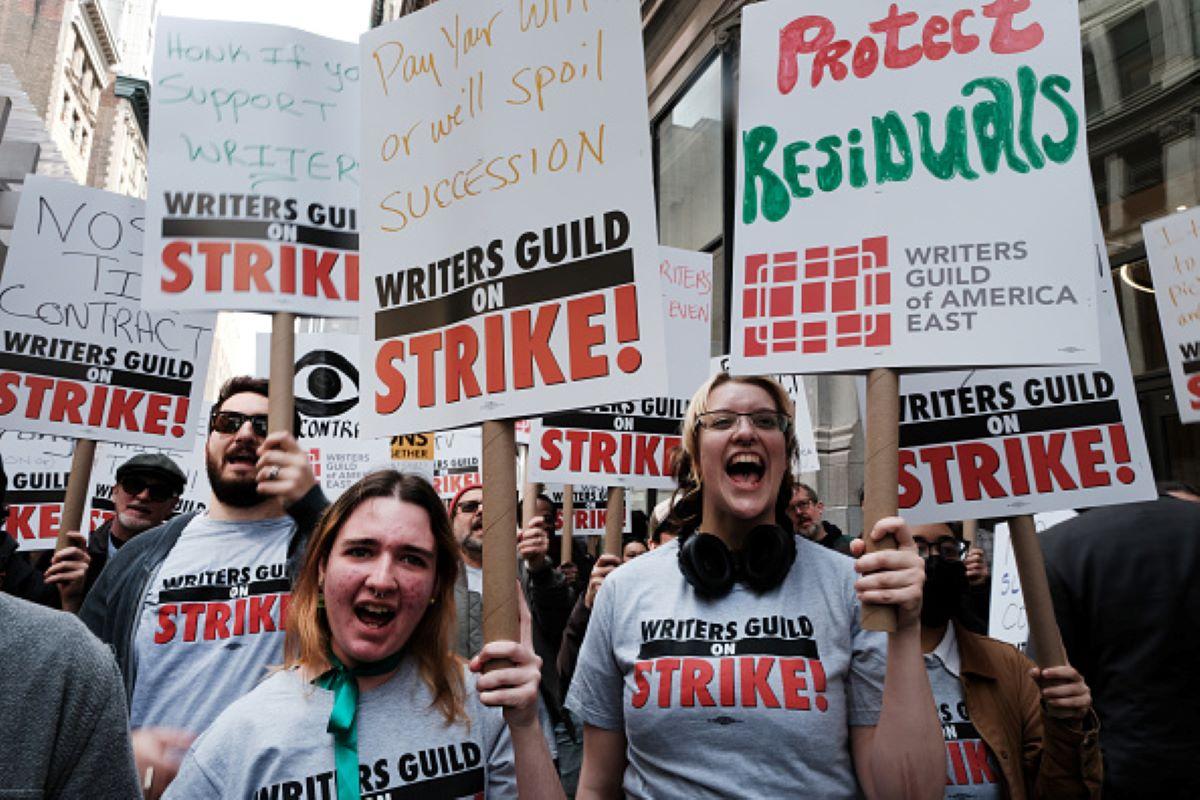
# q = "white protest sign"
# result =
<box><xmin>86</xmin><ymin>433</ymin><xmax>209</xmax><ymax>532</ymax></box>
<box><xmin>713</xmin><ymin>356</ymin><xmax>820</xmax><ymax>473</ymax></box>
<box><xmin>433</xmin><ymin>427</ymin><xmax>482</xmax><ymax>501</ymax></box>
<box><xmin>389</xmin><ymin>434</ymin><xmax>436</xmax><ymax>483</ymax></box>
<box><xmin>1</xmin><ymin>431</ymin><xmax>73</xmax><ymax>551</ymax></box>
<box><xmin>732</xmin><ymin>0</ymin><xmax>1097</xmax><ymax>374</ymax></box>
<box><xmin>529</xmin><ymin>398</ymin><xmax>686</xmax><ymax>490</ymax></box>
<box><xmin>987</xmin><ymin>509</ymin><xmax>1076</xmax><ymax>652</ymax></box>
<box><xmin>546</xmin><ymin>484</ymin><xmax>632</xmax><ymax>536</ymax></box>
<box><xmin>890</xmin><ymin>217</ymin><xmax>1154</xmax><ymax>524</ymax></box>
<box><xmin>0</xmin><ymin>177</ymin><xmax>215</xmax><ymax>449</ymax></box>
<box><xmin>360</xmin><ymin>0</ymin><xmax>667</xmax><ymax>433</ymax></box>
<box><xmin>255</xmin><ymin>332</ymin><xmax>393</xmax><ymax>498</ymax></box>
<box><xmin>1143</xmin><ymin>207</ymin><xmax>1200</xmax><ymax>423</ymax></box>
<box><xmin>142</xmin><ymin>18</ymin><xmax>360</xmax><ymax>316</ymax></box>
<box><xmin>660</xmin><ymin>247</ymin><xmax>714</xmax><ymax>398</ymax></box>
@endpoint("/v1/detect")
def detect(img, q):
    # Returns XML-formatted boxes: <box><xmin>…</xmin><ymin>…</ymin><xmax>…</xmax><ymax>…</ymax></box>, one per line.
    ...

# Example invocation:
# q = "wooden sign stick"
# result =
<box><xmin>861</xmin><ymin>367</ymin><xmax>899</xmax><ymax>632</ymax></box>
<box><xmin>561</xmin><ymin>484</ymin><xmax>575</xmax><ymax>564</ymax></box>
<box><xmin>55</xmin><ymin>438</ymin><xmax>97</xmax><ymax>551</ymax></box>
<box><xmin>481</xmin><ymin>419</ymin><xmax>519</xmax><ymax>646</ymax></box>
<box><xmin>604</xmin><ymin>487</ymin><xmax>624</xmax><ymax>557</ymax></box>
<box><xmin>1007</xmin><ymin>514</ymin><xmax>1067</xmax><ymax>667</ymax></box>
<box><xmin>267</xmin><ymin>313</ymin><xmax>296</xmax><ymax>435</ymax></box>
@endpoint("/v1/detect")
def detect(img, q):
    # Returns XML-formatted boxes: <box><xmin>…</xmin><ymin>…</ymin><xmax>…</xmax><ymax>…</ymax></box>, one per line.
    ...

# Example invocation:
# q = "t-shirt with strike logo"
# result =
<box><xmin>163</xmin><ymin>658</ymin><xmax>516</xmax><ymax>799</ymax></box>
<box><xmin>565</xmin><ymin>537</ymin><xmax>887</xmax><ymax>799</ymax></box>
<box><xmin>129</xmin><ymin>515</ymin><xmax>295</xmax><ymax>733</ymax></box>
<box><xmin>926</xmin><ymin>625</ymin><xmax>1002</xmax><ymax>799</ymax></box>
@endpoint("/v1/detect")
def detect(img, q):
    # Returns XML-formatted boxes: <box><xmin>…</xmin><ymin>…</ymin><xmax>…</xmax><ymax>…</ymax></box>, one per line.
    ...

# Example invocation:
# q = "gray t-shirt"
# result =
<box><xmin>566</xmin><ymin>537</ymin><xmax>887</xmax><ymax>799</ymax></box>
<box><xmin>925</xmin><ymin>631</ymin><xmax>1003</xmax><ymax>799</ymax></box>
<box><xmin>129</xmin><ymin>514</ymin><xmax>296</xmax><ymax>732</ymax></box>
<box><xmin>164</xmin><ymin>658</ymin><xmax>516</xmax><ymax>799</ymax></box>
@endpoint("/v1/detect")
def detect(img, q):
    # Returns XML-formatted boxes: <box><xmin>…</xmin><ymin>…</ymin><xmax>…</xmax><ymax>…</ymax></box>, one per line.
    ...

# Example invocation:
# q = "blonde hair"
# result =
<box><xmin>284</xmin><ymin>470</ymin><xmax>466</xmax><ymax>724</ymax></box>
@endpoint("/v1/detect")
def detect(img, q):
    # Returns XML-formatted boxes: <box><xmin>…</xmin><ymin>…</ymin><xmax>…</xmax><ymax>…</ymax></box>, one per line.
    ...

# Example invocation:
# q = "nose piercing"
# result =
<box><xmin>371</xmin><ymin>589</ymin><xmax>385</xmax><ymax>599</ymax></box>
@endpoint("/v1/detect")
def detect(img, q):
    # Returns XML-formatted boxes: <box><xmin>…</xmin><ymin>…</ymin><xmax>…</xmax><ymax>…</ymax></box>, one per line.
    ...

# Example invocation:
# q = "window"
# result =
<box><xmin>1109</xmin><ymin>8</ymin><xmax>1156</xmax><ymax>98</ymax></box>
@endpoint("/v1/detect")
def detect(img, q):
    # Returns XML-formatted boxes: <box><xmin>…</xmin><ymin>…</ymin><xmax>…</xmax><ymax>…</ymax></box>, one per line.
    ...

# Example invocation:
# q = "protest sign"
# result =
<box><xmin>731</xmin><ymin>0</ymin><xmax>1098</xmax><ymax>374</ymax></box>
<box><xmin>433</xmin><ymin>427</ymin><xmax>482</xmax><ymax>501</ymax></box>
<box><xmin>888</xmin><ymin>220</ymin><xmax>1154</xmax><ymax>523</ymax></box>
<box><xmin>1</xmin><ymin>431</ymin><xmax>72</xmax><ymax>551</ymax></box>
<box><xmin>141</xmin><ymin>18</ymin><xmax>360</xmax><ymax>316</ymax></box>
<box><xmin>86</xmin><ymin>433</ymin><xmax>209</xmax><ymax>532</ymax></box>
<box><xmin>987</xmin><ymin>510</ymin><xmax>1075</xmax><ymax>652</ymax></box>
<box><xmin>360</xmin><ymin>0</ymin><xmax>667</xmax><ymax>434</ymax></box>
<box><xmin>1143</xmin><ymin>206</ymin><xmax>1200</xmax><ymax>423</ymax></box>
<box><xmin>0</xmin><ymin>176</ymin><xmax>215</xmax><ymax>448</ymax></box>
<box><xmin>545</xmin><ymin>485</ymin><xmax>631</xmax><ymax>536</ymax></box>
<box><xmin>390</xmin><ymin>433</ymin><xmax>435</xmax><ymax>482</ymax></box>
<box><xmin>660</xmin><ymin>247</ymin><xmax>714</xmax><ymax>398</ymax></box>
<box><xmin>713</xmin><ymin>355</ymin><xmax>821</xmax><ymax>473</ymax></box>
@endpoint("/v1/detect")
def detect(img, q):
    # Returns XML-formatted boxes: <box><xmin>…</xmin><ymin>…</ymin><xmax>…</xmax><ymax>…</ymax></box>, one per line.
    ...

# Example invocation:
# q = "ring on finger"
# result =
<box><xmin>268</xmin><ymin>466</ymin><xmax>280</xmax><ymax>481</ymax></box>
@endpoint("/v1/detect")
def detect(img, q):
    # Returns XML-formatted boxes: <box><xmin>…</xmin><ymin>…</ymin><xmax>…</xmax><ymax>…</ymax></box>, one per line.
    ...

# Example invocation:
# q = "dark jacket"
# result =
<box><xmin>0</xmin><ymin>532</ymin><xmax>60</xmax><ymax>608</ymax></box>
<box><xmin>83</xmin><ymin>517</ymin><xmax>116</xmax><ymax>598</ymax></box>
<box><xmin>79</xmin><ymin>486</ymin><xmax>328</xmax><ymax>700</ymax></box>
<box><xmin>955</xmin><ymin>623</ymin><xmax>1102</xmax><ymax>799</ymax></box>
<box><xmin>816</xmin><ymin>520</ymin><xmax>854</xmax><ymax>556</ymax></box>
<box><xmin>1041</xmin><ymin>497</ymin><xmax>1200</xmax><ymax>799</ymax></box>
<box><xmin>556</xmin><ymin>591</ymin><xmax>591</xmax><ymax>702</ymax></box>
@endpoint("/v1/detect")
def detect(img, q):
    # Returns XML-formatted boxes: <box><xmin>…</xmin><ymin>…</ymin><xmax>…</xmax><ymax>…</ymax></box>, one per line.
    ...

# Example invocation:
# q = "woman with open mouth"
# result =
<box><xmin>567</xmin><ymin>373</ymin><xmax>945</xmax><ymax>799</ymax></box>
<box><xmin>164</xmin><ymin>470</ymin><xmax>564</xmax><ymax>799</ymax></box>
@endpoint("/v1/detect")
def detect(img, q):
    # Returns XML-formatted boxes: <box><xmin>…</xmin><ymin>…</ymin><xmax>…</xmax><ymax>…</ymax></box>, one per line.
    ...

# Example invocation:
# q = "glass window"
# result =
<box><xmin>1109</xmin><ymin>8</ymin><xmax>1156</xmax><ymax>98</ymax></box>
<box><xmin>654</xmin><ymin>56</ymin><xmax>722</xmax><ymax>252</ymax></box>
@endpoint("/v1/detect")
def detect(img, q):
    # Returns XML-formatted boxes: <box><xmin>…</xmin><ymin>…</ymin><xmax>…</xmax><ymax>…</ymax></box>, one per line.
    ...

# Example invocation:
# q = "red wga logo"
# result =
<box><xmin>743</xmin><ymin>236</ymin><xmax>891</xmax><ymax>355</ymax></box>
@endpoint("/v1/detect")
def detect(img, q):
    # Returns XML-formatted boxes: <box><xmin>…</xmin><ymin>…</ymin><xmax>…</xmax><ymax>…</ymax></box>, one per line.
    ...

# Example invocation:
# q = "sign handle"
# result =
<box><xmin>604</xmin><ymin>487</ymin><xmax>624</xmax><ymax>557</ymax></box>
<box><xmin>861</xmin><ymin>367</ymin><xmax>899</xmax><ymax>633</ymax></box>
<box><xmin>268</xmin><ymin>312</ymin><xmax>295</xmax><ymax>435</ymax></box>
<box><xmin>962</xmin><ymin>519</ymin><xmax>978</xmax><ymax>546</ymax></box>
<box><xmin>1007</xmin><ymin>514</ymin><xmax>1067</xmax><ymax>668</ymax></box>
<box><xmin>482</xmin><ymin>419</ymin><xmax>519</xmax><ymax>649</ymax></box>
<box><xmin>561</xmin><ymin>484</ymin><xmax>575</xmax><ymax>564</ymax></box>
<box><xmin>55</xmin><ymin>438</ymin><xmax>96</xmax><ymax>551</ymax></box>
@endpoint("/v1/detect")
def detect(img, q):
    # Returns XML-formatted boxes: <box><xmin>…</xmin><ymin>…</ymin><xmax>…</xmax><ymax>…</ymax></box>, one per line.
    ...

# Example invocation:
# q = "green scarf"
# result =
<box><xmin>314</xmin><ymin>649</ymin><xmax>405</xmax><ymax>800</ymax></box>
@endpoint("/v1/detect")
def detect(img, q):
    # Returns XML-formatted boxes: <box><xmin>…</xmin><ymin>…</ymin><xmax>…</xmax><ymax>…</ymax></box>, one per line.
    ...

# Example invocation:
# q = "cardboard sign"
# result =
<box><xmin>0</xmin><ymin>177</ymin><xmax>215</xmax><ymax>448</ymax></box>
<box><xmin>713</xmin><ymin>356</ymin><xmax>821</xmax><ymax>474</ymax></box>
<box><xmin>86</xmin><ymin>433</ymin><xmax>210</xmax><ymax>533</ymax></box>
<box><xmin>255</xmin><ymin>332</ymin><xmax>394</xmax><ymax>497</ymax></box>
<box><xmin>987</xmin><ymin>510</ymin><xmax>1075</xmax><ymax>652</ymax></box>
<box><xmin>433</xmin><ymin>427</ymin><xmax>483</xmax><ymax>501</ymax></box>
<box><xmin>731</xmin><ymin>0</ymin><xmax>1098</xmax><ymax>374</ymax></box>
<box><xmin>141</xmin><ymin>18</ymin><xmax>360</xmax><ymax>316</ymax></box>
<box><xmin>546</xmin><ymin>485</ymin><xmax>632</xmax><ymax>536</ymax></box>
<box><xmin>890</xmin><ymin>218</ymin><xmax>1155</xmax><ymax>523</ymax></box>
<box><xmin>360</xmin><ymin>0</ymin><xmax>667</xmax><ymax>433</ymax></box>
<box><xmin>660</xmin><ymin>247</ymin><xmax>715</xmax><ymax>398</ymax></box>
<box><xmin>1</xmin><ymin>431</ymin><xmax>73</xmax><ymax>551</ymax></box>
<box><xmin>529</xmin><ymin>398</ymin><xmax>686</xmax><ymax>490</ymax></box>
<box><xmin>1143</xmin><ymin>207</ymin><xmax>1200</xmax><ymax>423</ymax></box>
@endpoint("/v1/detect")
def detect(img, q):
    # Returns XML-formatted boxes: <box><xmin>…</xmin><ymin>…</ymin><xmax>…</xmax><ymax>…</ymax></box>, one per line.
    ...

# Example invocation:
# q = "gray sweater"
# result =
<box><xmin>0</xmin><ymin>593</ymin><xmax>140</xmax><ymax>798</ymax></box>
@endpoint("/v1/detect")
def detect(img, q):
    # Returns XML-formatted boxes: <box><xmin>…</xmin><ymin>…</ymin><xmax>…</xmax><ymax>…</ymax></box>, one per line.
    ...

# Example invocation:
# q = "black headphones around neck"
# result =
<box><xmin>677</xmin><ymin>525</ymin><xmax>796</xmax><ymax>598</ymax></box>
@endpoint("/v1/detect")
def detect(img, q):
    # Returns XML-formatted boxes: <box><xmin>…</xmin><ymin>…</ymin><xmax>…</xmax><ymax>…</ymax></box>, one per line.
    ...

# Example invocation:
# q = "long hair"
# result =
<box><xmin>664</xmin><ymin>373</ymin><xmax>797</xmax><ymax>539</ymax></box>
<box><xmin>285</xmin><ymin>470</ymin><xmax>465</xmax><ymax>724</ymax></box>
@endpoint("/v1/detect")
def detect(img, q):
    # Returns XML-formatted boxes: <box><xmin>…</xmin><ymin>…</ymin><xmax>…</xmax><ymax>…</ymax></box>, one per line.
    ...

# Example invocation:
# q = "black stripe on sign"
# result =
<box><xmin>898</xmin><ymin>400</ymin><xmax>1122</xmax><ymax>448</ymax></box>
<box><xmin>159</xmin><ymin>577</ymin><xmax>290</xmax><ymax>603</ymax></box>
<box><xmin>161</xmin><ymin>218</ymin><xmax>358</xmax><ymax>250</ymax></box>
<box><xmin>373</xmin><ymin>248</ymin><xmax>634</xmax><ymax>340</ymax></box>
<box><xmin>638</xmin><ymin>637</ymin><xmax>819</xmax><ymax>660</ymax></box>
<box><xmin>0</xmin><ymin>352</ymin><xmax>191</xmax><ymax>396</ymax></box>
<box><xmin>944</xmin><ymin>721</ymin><xmax>982</xmax><ymax>741</ymax></box>
<box><xmin>7</xmin><ymin>490</ymin><xmax>65</xmax><ymax>503</ymax></box>
<box><xmin>362</xmin><ymin>767</ymin><xmax>485</xmax><ymax>799</ymax></box>
<box><xmin>540</xmin><ymin>411</ymin><xmax>682</xmax><ymax>436</ymax></box>
<box><xmin>91</xmin><ymin>498</ymin><xmax>115</xmax><ymax>512</ymax></box>
<box><xmin>1184</xmin><ymin>359</ymin><xmax>1200</xmax><ymax>375</ymax></box>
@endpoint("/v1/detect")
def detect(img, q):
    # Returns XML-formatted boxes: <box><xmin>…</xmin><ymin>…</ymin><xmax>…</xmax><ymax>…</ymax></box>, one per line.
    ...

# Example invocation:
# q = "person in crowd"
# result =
<box><xmin>0</xmin><ymin>460</ymin><xmax>61</xmax><ymax>608</ymax></box>
<box><xmin>567</xmin><ymin>373</ymin><xmax>944</xmax><ymax>798</ymax></box>
<box><xmin>1041</xmin><ymin>493</ymin><xmax>1200</xmax><ymax>799</ymax></box>
<box><xmin>541</xmin><ymin>491</ymin><xmax>594</xmax><ymax>602</ymax></box>
<box><xmin>80</xmin><ymin>376</ymin><xmax>328</xmax><ymax>798</ymax></box>
<box><xmin>621</xmin><ymin>539</ymin><xmax>647</xmax><ymax>562</ymax></box>
<box><xmin>912</xmin><ymin>523</ymin><xmax>1100</xmax><ymax>798</ymax></box>
<box><xmin>0</xmin><ymin>592</ymin><xmax>140</xmax><ymax>797</ymax></box>
<box><xmin>164</xmin><ymin>470</ymin><xmax>563</xmax><ymax>799</ymax></box>
<box><xmin>646</xmin><ymin>498</ymin><xmax>677</xmax><ymax>550</ymax></box>
<box><xmin>557</xmin><ymin>552</ymin><xmax>622</xmax><ymax>703</ymax></box>
<box><xmin>45</xmin><ymin>453</ymin><xmax>186</xmax><ymax>613</ymax></box>
<box><xmin>788</xmin><ymin>481</ymin><xmax>854</xmax><ymax>555</ymax></box>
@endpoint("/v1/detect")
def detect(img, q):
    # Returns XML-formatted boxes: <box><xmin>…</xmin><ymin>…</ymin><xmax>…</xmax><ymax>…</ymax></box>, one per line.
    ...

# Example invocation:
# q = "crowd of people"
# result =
<box><xmin>1</xmin><ymin>373</ymin><xmax>1197</xmax><ymax>798</ymax></box>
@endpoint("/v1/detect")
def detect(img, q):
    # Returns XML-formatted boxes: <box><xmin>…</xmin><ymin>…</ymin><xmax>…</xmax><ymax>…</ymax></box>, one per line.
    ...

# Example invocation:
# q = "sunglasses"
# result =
<box><xmin>120</xmin><ymin>476</ymin><xmax>178</xmax><ymax>502</ymax></box>
<box><xmin>456</xmin><ymin>500</ymin><xmax>483</xmax><ymax>515</ymax></box>
<box><xmin>210</xmin><ymin>410</ymin><xmax>269</xmax><ymax>438</ymax></box>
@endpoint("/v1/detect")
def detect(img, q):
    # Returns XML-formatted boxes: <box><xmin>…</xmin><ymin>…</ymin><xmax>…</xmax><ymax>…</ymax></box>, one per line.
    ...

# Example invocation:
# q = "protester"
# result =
<box><xmin>567</xmin><ymin>373</ymin><xmax>943</xmax><ymax>798</ymax></box>
<box><xmin>79</xmin><ymin>376</ymin><xmax>327</xmax><ymax>798</ymax></box>
<box><xmin>556</xmin><ymin>552</ymin><xmax>621</xmax><ymax>701</ymax></box>
<box><xmin>788</xmin><ymin>481</ymin><xmax>854</xmax><ymax>555</ymax></box>
<box><xmin>542</xmin><ymin>491</ymin><xmax>594</xmax><ymax>602</ymax></box>
<box><xmin>164</xmin><ymin>470</ymin><xmax>563</xmax><ymax>799</ymax></box>
<box><xmin>621</xmin><ymin>539</ymin><xmax>646</xmax><ymax>561</ymax></box>
<box><xmin>0</xmin><ymin>592</ymin><xmax>140</xmax><ymax>797</ymax></box>
<box><xmin>0</xmin><ymin>460</ymin><xmax>60</xmax><ymax>608</ymax></box>
<box><xmin>45</xmin><ymin>453</ymin><xmax>186</xmax><ymax>613</ymax></box>
<box><xmin>646</xmin><ymin>498</ymin><xmax>677</xmax><ymax>550</ymax></box>
<box><xmin>1042</xmin><ymin>494</ymin><xmax>1200</xmax><ymax>799</ymax></box>
<box><xmin>912</xmin><ymin>523</ymin><xmax>1101</xmax><ymax>798</ymax></box>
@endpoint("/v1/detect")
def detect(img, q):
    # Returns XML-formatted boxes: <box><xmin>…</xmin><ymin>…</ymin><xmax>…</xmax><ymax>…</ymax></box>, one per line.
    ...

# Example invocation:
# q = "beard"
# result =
<box><xmin>921</xmin><ymin>555</ymin><xmax>970</xmax><ymax>628</ymax></box>
<box><xmin>206</xmin><ymin>445</ymin><xmax>267</xmax><ymax>508</ymax></box>
<box><xmin>458</xmin><ymin>526</ymin><xmax>483</xmax><ymax>560</ymax></box>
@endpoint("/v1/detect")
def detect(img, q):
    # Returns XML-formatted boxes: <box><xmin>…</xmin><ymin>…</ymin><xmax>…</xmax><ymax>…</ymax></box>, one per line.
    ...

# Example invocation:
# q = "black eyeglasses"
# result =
<box><xmin>915</xmin><ymin>536</ymin><xmax>967</xmax><ymax>560</ymax></box>
<box><xmin>697</xmin><ymin>410</ymin><xmax>791</xmax><ymax>434</ymax></box>
<box><xmin>210</xmin><ymin>410</ymin><xmax>269</xmax><ymax>438</ymax></box>
<box><xmin>120</xmin><ymin>476</ymin><xmax>178</xmax><ymax>502</ymax></box>
<box><xmin>456</xmin><ymin>500</ymin><xmax>483</xmax><ymax>515</ymax></box>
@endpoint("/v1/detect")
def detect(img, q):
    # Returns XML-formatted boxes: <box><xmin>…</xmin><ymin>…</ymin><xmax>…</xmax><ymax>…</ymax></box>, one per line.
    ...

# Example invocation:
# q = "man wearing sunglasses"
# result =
<box><xmin>80</xmin><ymin>376</ymin><xmax>327</xmax><ymax>799</ymax></box>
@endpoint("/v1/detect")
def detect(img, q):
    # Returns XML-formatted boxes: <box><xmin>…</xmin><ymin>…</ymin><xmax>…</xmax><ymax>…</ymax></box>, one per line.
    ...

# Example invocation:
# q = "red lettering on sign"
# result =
<box><xmin>159</xmin><ymin>240</ymin><xmax>358</xmax><ymax>301</ymax></box>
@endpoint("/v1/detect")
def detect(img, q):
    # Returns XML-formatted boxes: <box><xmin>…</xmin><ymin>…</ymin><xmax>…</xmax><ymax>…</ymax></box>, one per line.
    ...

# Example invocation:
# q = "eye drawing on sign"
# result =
<box><xmin>294</xmin><ymin>350</ymin><xmax>360</xmax><ymax>419</ymax></box>
<box><xmin>743</xmin><ymin>235</ymin><xmax>891</xmax><ymax>355</ymax></box>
